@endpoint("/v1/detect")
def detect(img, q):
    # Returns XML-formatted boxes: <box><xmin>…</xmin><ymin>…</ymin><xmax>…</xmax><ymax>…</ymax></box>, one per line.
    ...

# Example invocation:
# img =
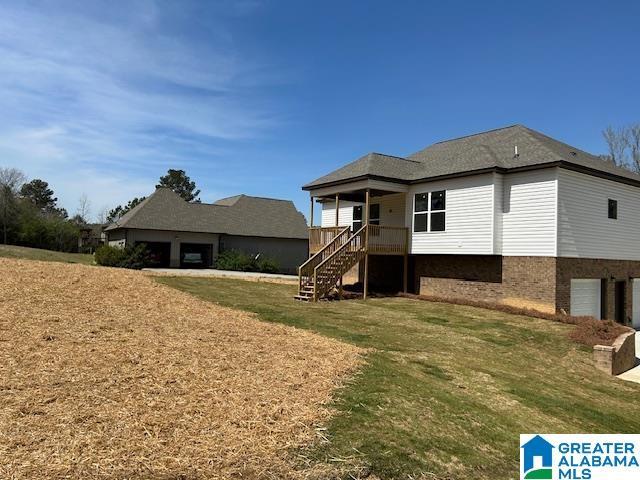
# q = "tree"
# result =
<box><xmin>157</xmin><ymin>169</ymin><xmax>200</xmax><ymax>202</ymax></box>
<box><xmin>602</xmin><ymin>125</ymin><xmax>629</xmax><ymax>167</ymax></box>
<box><xmin>106</xmin><ymin>196</ymin><xmax>146</xmax><ymax>223</ymax></box>
<box><xmin>20</xmin><ymin>179</ymin><xmax>61</xmax><ymax>214</ymax></box>
<box><xmin>0</xmin><ymin>167</ymin><xmax>26</xmax><ymax>244</ymax></box>
<box><xmin>75</xmin><ymin>193</ymin><xmax>91</xmax><ymax>225</ymax></box>
<box><xmin>628</xmin><ymin>124</ymin><xmax>640</xmax><ymax>173</ymax></box>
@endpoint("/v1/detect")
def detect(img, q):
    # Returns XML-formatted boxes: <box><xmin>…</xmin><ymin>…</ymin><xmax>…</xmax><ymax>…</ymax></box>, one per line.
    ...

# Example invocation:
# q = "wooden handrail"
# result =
<box><xmin>367</xmin><ymin>224</ymin><xmax>409</xmax><ymax>255</ymax></box>
<box><xmin>309</xmin><ymin>226</ymin><xmax>344</xmax><ymax>253</ymax></box>
<box><xmin>299</xmin><ymin>226</ymin><xmax>351</xmax><ymax>292</ymax></box>
<box><xmin>297</xmin><ymin>224</ymin><xmax>410</xmax><ymax>301</ymax></box>
<box><xmin>314</xmin><ymin>224</ymin><xmax>367</xmax><ymax>273</ymax></box>
<box><xmin>312</xmin><ymin>224</ymin><xmax>368</xmax><ymax>299</ymax></box>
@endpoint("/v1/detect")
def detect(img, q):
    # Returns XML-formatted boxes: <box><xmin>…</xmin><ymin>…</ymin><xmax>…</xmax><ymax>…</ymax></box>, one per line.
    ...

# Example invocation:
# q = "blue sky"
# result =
<box><xmin>1</xmin><ymin>0</ymin><xmax>639</xmax><ymax>220</ymax></box>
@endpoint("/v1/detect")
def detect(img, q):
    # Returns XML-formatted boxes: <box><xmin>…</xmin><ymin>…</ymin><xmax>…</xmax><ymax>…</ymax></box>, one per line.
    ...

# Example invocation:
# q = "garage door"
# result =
<box><xmin>633</xmin><ymin>280</ymin><xmax>640</xmax><ymax>329</ymax></box>
<box><xmin>570</xmin><ymin>279</ymin><xmax>601</xmax><ymax>319</ymax></box>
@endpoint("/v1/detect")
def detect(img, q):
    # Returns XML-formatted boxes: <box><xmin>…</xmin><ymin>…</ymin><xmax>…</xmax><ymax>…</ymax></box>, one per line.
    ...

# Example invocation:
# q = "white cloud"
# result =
<box><xmin>0</xmin><ymin>0</ymin><xmax>283</xmax><ymax>219</ymax></box>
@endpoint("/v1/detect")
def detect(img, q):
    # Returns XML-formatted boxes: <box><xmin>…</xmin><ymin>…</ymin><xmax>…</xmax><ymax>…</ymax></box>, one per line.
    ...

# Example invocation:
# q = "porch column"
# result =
<box><xmin>336</xmin><ymin>193</ymin><xmax>342</xmax><ymax>297</ymax></box>
<box><xmin>403</xmin><ymin>227</ymin><xmax>409</xmax><ymax>293</ymax></box>
<box><xmin>363</xmin><ymin>189</ymin><xmax>370</xmax><ymax>300</ymax></box>
<box><xmin>309</xmin><ymin>196</ymin><xmax>314</xmax><ymax>227</ymax></box>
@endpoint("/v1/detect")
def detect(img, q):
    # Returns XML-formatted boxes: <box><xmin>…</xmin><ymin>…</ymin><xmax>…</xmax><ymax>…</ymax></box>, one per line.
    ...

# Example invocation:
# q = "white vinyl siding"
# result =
<box><xmin>321</xmin><ymin>193</ymin><xmax>406</xmax><ymax>229</ymax></box>
<box><xmin>502</xmin><ymin>169</ymin><xmax>558</xmax><ymax>256</ymax></box>
<box><xmin>321</xmin><ymin>200</ymin><xmax>357</xmax><ymax>227</ymax></box>
<box><xmin>570</xmin><ymin>279</ymin><xmax>601</xmax><ymax>319</ymax></box>
<box><xmin>557</xmin><ymin>169</ymin><xmax>640</xmax><ymax>260</ymax></box>
<box><xmin>407</xmin><ymin>174</ymin><xmax>495</xmax><ymax>255</ymax></box>
<box><xmin>493</xmin><ymin>172</ymin><xmax>504</xmax><ymax>255</ymax></box>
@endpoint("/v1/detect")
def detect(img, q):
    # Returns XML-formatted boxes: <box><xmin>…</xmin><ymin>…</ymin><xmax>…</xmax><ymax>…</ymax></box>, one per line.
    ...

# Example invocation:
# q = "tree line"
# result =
<box><xmin>0</xmin><ymin>167</ymin><xmax>201</xmax><ymax>253</ymax></box>
<box><xmin>601</xmin><ymin>124</ymin><xmax>640</xmax><ymax>173</ymax></box>
<box><xmin>0</xmin><ymin>168</ymin><xmax>81</xmax><ymax>252</ymax></box>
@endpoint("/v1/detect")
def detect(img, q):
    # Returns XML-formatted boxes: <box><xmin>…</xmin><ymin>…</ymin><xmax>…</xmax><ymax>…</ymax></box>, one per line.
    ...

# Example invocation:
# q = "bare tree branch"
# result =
<box><xmin>628</xmin><ymin>124</ymin><xmax>640</xmax><ymax>174</ymax></box>
<box><xmin>76</xmin><ymin>193</ymin><xmax>91</xmax><ymax>224</ymax></box>
<box><xmin>602</xmin><ymin>125</ymin><xmax>629</xmax><ymax>167</ymax></box>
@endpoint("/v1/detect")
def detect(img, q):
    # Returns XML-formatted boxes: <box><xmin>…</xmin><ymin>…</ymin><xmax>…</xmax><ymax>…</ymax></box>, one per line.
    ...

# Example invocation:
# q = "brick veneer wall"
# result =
<box><xmin>555</xmin><ymin>257</ymin><xmax>640</xmax><ymax>324</ymax></box>
<box><xmin>416</xmin><ymin>256</ymin><xmax>557</xmax><ymax>313</ymax></box>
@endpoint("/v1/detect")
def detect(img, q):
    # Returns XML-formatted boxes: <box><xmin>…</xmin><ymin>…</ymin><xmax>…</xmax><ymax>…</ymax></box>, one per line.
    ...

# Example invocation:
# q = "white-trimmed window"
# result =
<box><xmin>413</xmin><ymin>191</ymin><xmax>446</xmax><ymax>232</ymax></box>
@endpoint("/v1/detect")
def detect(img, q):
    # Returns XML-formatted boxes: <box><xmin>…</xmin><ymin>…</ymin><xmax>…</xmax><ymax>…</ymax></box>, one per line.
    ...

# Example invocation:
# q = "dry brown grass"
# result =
<box><xmin>0</xmin><ymin>259</ymin><xmax>364</xmax><ymax>479</ymax></box>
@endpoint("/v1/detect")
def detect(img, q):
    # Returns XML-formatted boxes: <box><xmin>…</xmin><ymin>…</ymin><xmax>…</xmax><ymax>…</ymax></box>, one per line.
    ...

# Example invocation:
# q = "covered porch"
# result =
<box><xmin>301</xmin><ymin>179</ymin><xmax>410</xmax><ymax>300</ymax></box>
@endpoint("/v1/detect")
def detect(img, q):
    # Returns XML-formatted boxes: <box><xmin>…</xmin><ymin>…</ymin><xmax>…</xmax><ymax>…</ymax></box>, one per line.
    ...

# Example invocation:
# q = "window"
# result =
<box><xmin>352</xmin><ymin>205</ymin><xmax>362</xmax><ymax>231</ymax></box>
<box><xmin>608</xmin><ymin>199</ymin><xmax>618</xmax><ymax>219</ymax></box>
<box><xmin>414</xmin><ymin>190</ymin><xmax>446</xmax><ymax>232</ymax></box>
<box><xmin>369</xmin><ymin>204</ymin><xmax>380</xmax><ymax>225</ymax></box>
<box><xmin>353</xmin><ymin>204</ymin><xmax>380</xmax><ymax>231</ymax></box>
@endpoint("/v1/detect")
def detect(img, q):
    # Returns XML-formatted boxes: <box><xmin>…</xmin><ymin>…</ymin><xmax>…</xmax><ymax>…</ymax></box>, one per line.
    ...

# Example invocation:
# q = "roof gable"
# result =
<box><xmin>303</xmin><ymin>125</ymin><xmax>640</xmax><ymax>189</ymax></box>
<box><xmin>106</xmin><ymin>188</ymin><xmax>308</xmax><ymax>239</ymax></box>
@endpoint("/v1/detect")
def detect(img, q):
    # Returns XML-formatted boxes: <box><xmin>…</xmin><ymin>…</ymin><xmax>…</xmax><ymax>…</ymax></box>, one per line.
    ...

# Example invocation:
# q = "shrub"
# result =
<box><xmin>215</xmin><ymin>249</ymin><xmax>279</xmax><ymax>273</ymax></box>
<box><xmin>95</xmin><ymin>244</ymin><xmax>151</xmax><ymax>270</ymax></box>
<box><xmin>95</xmin><ymin>245</ymin><xmax>127</xmax><ymax>267</ymax></box>
<box><xmin>257</xmin><ymin>257</ymin><xmax>279</xmax><ymax>274</ymax></box>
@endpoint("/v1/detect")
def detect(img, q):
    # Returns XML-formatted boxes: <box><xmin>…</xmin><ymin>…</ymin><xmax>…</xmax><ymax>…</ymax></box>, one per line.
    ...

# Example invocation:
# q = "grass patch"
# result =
<box><xmin>0</xmin><ymin>244</ymin><xmax>94</xmax><ymax>265</ymax></box>
<box><xmin>158</xmin><ymin>276</ymin><xmax>640</xmax><ymax>480</ymax></box>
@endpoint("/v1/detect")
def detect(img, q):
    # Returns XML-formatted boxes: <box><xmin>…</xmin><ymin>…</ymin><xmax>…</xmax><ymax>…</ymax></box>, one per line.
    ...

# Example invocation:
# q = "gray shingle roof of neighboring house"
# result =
<box><xmin>303</xmin><ymin>124</ymin><xmax>640</xmax><ymax>189</ymax></box>
<box><xmin>104</xmin><ymin>188</ymin><xmax>309</xmax><ymax>239</ymax></box>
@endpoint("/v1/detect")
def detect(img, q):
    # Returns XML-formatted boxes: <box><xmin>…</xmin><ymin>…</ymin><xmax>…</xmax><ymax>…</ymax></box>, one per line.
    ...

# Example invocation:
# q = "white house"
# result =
<box><xmin>299</xmin><ymin>125</ymin><xmax>640</xmax><ymax>328</ymax></box>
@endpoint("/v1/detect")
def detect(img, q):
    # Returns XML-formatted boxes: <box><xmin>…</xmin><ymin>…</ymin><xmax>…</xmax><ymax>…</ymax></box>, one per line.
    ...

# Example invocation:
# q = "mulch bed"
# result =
<box><xmin>0</xmin><ymin>259</ymin><xmax>363</xmax><ymax>479</ymax></box>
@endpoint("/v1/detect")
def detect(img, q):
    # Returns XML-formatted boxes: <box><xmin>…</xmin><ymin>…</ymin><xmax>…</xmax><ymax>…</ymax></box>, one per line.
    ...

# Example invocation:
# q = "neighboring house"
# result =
<box><xmin>78</xmin><ymin>223</ymin><xmax>106</xmax><ymax>253</ymax></box>
<box><xmin>299</xmin><ymin>124</ymin><xmax>640</xmax><ymax>328</ymax></box>
<box><xmin>104</xmin><ymin>188</ymin><xmax>308</xmax><ymax>273</ymax></box>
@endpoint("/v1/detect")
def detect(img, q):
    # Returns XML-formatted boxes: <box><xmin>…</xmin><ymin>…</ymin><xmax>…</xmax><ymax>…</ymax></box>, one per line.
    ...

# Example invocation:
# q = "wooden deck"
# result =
<box><xmin>309</xmin><ymin>225</ymin><xmax>408</xmax><ymax>256</ymax></box>
<box><xmin>299</xmin><ymin>224</ymin><xmax>409</xmax><ymax>301</ymax></box>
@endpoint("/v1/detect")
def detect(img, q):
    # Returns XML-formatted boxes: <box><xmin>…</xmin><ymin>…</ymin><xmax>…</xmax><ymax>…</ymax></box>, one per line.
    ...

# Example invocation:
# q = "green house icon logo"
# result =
<box><xmin>521</xmin><ymin>435</ymin><xmax>554</xmax><ymax>479</ymax></box>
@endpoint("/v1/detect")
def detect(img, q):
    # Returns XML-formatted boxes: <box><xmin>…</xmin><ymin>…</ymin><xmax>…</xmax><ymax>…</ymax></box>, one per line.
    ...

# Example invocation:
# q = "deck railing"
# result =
<box><xmin>300</xmin><ymin>226</ymin><xmax>351</xmax><ymax>292</ymax></box>
<box><xmin>367</xmin><ymin>225</ymin><xmax>409</xmax><ymax>255</ymax></box>
<box><xmin>309</xmin><ymin>226</ymin><xmax>345</xmax><ymax>254</ymax></box>
<box><xmin>313</xmin><ymin>225</ymin><xmax>367</xmax><ymax>300</ymax></box>
<box><xmin>309</xmin><ymin>225</ymin><xmax>408</xmax><ymax>256</ymax></box>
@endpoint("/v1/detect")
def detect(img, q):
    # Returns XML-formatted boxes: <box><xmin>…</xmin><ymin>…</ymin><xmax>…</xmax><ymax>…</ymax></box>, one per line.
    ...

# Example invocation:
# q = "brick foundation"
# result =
<box><xmin>415</xmin><ymin>255</ymin><xmax>640</xmax><ymax>322</ymax></box>
<box><xmin>555</xmin><ymin>258</ymin><xmax>640</xmax><ymax>324</ymax></box>
<box><xmin>416</xmin><ymin>256</ymin><xmax>557</xmax><ymax>313</ymax></box>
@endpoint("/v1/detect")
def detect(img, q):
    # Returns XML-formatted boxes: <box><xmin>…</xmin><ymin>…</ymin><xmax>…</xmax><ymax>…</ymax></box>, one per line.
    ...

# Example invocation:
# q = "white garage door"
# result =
<box><xmin>633</xmin><ymin>280</ymin><xmax>640</xmax><ymax>329</ymax></box>
<box><xmin>570</xmin><ymin>279</ymin><xmax>601</xmax><ymax>319</ymax></box>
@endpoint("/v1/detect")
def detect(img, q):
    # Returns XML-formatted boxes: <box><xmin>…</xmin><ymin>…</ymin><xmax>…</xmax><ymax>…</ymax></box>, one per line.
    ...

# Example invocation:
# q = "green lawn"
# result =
<box><xmin>157</xmin><ymin>277</ymin><xmax>640</xmax><ymax>480</ymax></box>
<box><xmin>0</xmin><ymin>244</ymin><xmax>94</xmax><ymax>265</ymax></box>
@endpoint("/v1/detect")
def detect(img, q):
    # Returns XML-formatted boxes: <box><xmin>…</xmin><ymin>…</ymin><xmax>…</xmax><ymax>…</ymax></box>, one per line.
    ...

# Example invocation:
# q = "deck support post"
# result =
<box><xmin>403</xmin><ymin>227</ymin><xmax>409</xmax><ymax>293</ymax></box>
<box><xmin>363</xmin><ymin>189</ymin><xmax>370</xmax><ymax>300</ymax></box>
<box><xmin>335</xmin><ymin>194</ymin><xmax>342</xmax><ymax>297</ymax></box>
<box><xmin>309</xmin><ymin>196</ymin><xmax>314</xmax><ymax>227</ymax></box>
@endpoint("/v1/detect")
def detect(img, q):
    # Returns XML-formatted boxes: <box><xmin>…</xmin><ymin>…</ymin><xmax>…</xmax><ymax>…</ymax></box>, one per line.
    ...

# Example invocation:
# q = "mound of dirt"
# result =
<box><xmin>0</xmin><ymin>259</ymin><xmax>363</xmax><ymax>479</ymax></box>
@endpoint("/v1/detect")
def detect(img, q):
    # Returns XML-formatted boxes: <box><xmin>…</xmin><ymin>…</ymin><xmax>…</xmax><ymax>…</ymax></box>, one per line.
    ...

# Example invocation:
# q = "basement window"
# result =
<box><xmin>414</xmin><ymin>191</ymin><xmax>446</xmax><ymax>232</ymax></box>
<box><xmin>608</xmin><ymin>199</ymin><xmax>618</xmax><ymax>220</ymax></box>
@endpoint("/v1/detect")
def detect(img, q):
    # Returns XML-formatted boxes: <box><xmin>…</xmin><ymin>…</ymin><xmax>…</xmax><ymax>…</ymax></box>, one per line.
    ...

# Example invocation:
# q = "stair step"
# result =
<box><xmin>294</xmin><ymin>294</ymin><xmax>312</xmax><ymax>301</ymax></box>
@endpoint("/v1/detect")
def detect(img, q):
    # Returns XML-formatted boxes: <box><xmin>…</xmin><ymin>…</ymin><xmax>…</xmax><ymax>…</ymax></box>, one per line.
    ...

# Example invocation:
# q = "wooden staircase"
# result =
<box><xmin>296</xmin><ymin>225</ymin><xmax>367</xmax><ymax>301</ymax></box>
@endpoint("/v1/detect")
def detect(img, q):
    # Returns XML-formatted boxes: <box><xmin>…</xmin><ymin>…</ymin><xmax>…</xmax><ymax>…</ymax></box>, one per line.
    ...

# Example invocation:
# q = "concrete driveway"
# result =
<box><xmin>143</xmin><ymin>268</ymin><xmax>298</xmax><ymax>284</ymax></box>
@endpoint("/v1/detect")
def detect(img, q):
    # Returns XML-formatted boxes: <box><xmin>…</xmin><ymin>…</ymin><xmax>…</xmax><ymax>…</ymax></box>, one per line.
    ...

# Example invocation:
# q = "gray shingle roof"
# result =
<box><xmin>303</xmin><ymin>125</ymin><xmax>640</xmax><ymax>189</ymax></box>
<box><xmin>105</xmin><ymin>188</ymin><xmax>308</xmax><ymax>239</ymax></box>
